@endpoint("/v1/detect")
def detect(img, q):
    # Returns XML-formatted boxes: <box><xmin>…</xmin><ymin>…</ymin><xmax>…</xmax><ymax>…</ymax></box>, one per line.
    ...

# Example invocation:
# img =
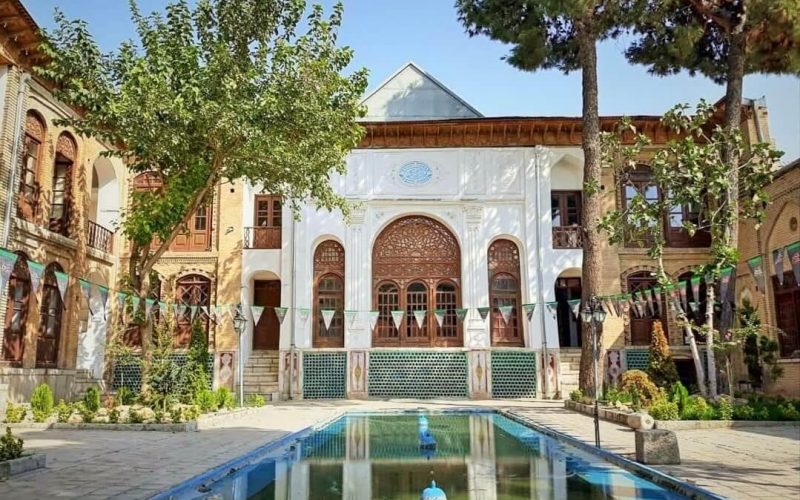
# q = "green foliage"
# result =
<box><xmin>76</xmin><ymin>403</ymin><xmax>95</xmax><ymax>424</ymax></box>
<box><xmin>669</xmin><ymin>381</ymin><xmax>690</xmax><ymax>416</ymax></box>
<box><xmin>154</xmin><ymin>409</ymin><xmax>165</xmax><ymax>424</ymax></box>
<box><xmin>38</xmin><ymin>0</ymin><xmax>367</xmax><ymax>291</ymax></box>
<box><xmin>733</xmin><ymin>404</ymin><xmax>755</xmax><ymax>421</ymax></box>
<box><xmin>184</xmin><ymin>320</ymin><xmax>211</xmax><ymax>403</ymax></box>
<box><xmin>215</xmin><ymin>388</ymin><xmax>235</xmax><ymax>410</ymax></box>
<box><xmin>108</xmin><ymin>408</ymin><xmax>120</xmax><ymax>424</ymax></box>
<box><xmin>195</xmin><ymin>389</ymin><xmax>218</xmax><ymax>413</ymax></box>
<box><xmin>604</xmin><ymin>387</ymin><xmax>633</xmax><ymax>405</ymax></box>
<box><xmin>648</xmin><ymin>394</ymin><xmax>680</xmax><ymax>420</ymax></box>
<box><xmin>4</xmin><ymin>403</ymin><xmax>26</xmax><ymax>424</ymax></box>
<box><xmin>144</xmin><ymin>321</ymin><xmax>186</xmax><ymax>411</ymax></box>
<box><xmin>116</xmin><ymin>386</ymin><xmax>137</xmax><ymax>406</ymax></box>
<box><xmin>569</xmin><ymin>388</ymin><xmax>583</xmax><ymax>403</ymax></box>
<box><xmin>128</xmin><ymin>408</ymin><xmax>144</xmax><ymax>424</ymax></box>
<box><xmin>718</xmin><ymin>397</ymin><xmax>733</xmax><ymax>420</ymax></box>
<box><xmin>55</xmin><ymin>400</ymin><xmax>73</xmax><ymax>423</ymax></box>
<box><xmin>184</xmin><ymin>405</ymin><xmax>201</xmax><ymax>421</ymax></box>
<box><xmin>620</xmin><ymin>370</ymin><xmax>659</xmax><ymax>405</ymax></box>
<box><xmin>169</xmin><ymin>407</ymin><xmax>183</xmax><ymax>424</ymax></box>
<box><xmin>646</xmin><ymin>321</ymin><xmax>679</xmax><ymax>388</ymax></box>
<box><xmin>683</xmin><ymin>395</ymin><xmax>715</xmax><ymax>420</ymax></box>
<box><xmin>246</xmin><ymin>394</ymin><xmax>266</xmax><ymax>407</ymax></box>
<box><xmin>0</xmin><ymin>427</ymin><xmax>23</xmax><ymax>461</ymax></box>
<box><xmin>30</xmin><ymin>384</ymin><xmax>54</xmax><ymax>423</ymax></box>
<box><xmin>84</xmin><ymin>387</ymin><xmax>101</xmax><ymax>413</ymax></box>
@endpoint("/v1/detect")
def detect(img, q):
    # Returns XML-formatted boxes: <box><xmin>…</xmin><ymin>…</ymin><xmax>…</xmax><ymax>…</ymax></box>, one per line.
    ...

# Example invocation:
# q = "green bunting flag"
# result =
<box><xmin>455</xmin><ymin>308</ymin><xmax>468</xmax><ymax>322</ymax></box>
<box><xmin>28</xmin><ymin>261</ymin><xmax>44</xmax><ymax>292</ymax></box>
<box><xmin>0</xmin><ymin>249</ymin><xmax>16</xmax><ymax>296</ymax></box>
<box><xmin>719</xmin><ymin>267</ymin><xmax>734</xmax><ymax>304</ymax></box>
<box><xmin>644</xmin><ymin>289</ymin><xmax>655</xmax><ymax>316</ymax></box>
<box><xmin>690</xmin><ymin>276</ymin><xmax>701</xmax><ymax>307</ymax></box>
<box><xmin>145</xmin><ymin>299</ymin><xmax>155</xmax><ymax>318</ymax></box>
<box><xmin>78</xmin><ymin>279</ymin><xmax>92</xmax><ymax>308</ymax></box>
<box><xmin>523</xmin><ymin>303</ymin><xmax>536</xmax><ymax>322</ymax></box>
<box><xmin>747</xmin><ymin>256</ymin><xmax>766</xmax><ymax>293</ymax></box>
<box><xmin>477</xmin><ymin>307</ymin><xmax>491</xmax><ymax>321</ymax></box>
<box><xmin>297</xmin><ymin>308</ymin><xmax>310</xmax><ymax>324</ymax></box>
<box><xmin>413</xmin><ymin>309</ymin><xmax>426</xmax><ymax>328</ymax></box>
<box><xmin>545</xmin><ymin>302</ymin><xmax>558</xmax><ymax>319</ymax></box>
<box><xmin>567</xmin><ymin>299</ymin><xmax>581</xmax><ymax>320</ymax></box>
<box><xmin>653</xmin><ymin>287</ymin><xmax>662</xmax><ymax>314</ymax></box>
<box><xmin>368</xmin><ymin>311</ymin><xmax>380</xmax><ymax>331</ymax></box>
<box><xmin>251</xmin><ymin>305</ymin><xmax>265</xmax><ymax>325</ymax></box>
<box><xmin>787</xmin><ymin>241</ymin><xmax>800</xmax><ymax>286</ymax></box>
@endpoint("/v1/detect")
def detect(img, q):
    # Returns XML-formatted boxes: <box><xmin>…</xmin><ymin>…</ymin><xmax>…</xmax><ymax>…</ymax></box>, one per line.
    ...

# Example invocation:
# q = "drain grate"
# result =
<box><xmin>303</xmin><ymin>352</ymin><xmax>347</xmax><ymax>399</ymax></box>
<box><xmin>491</xmin><ymin>351</ymin><xmax>537</xmax><ymax>398</ymax></box>
<box><xmin>368</xmin><ymin>351</ymin><xmax>468</xmax><ymax>399</ymax></box>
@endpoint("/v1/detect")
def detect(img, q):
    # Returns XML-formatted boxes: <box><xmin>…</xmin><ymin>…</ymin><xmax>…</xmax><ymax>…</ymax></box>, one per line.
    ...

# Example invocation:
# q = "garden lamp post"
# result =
<box><xmin>233</xmin><ymin>305</ymin><xmax>247</xmax><ymax>407</ymax></box>
<box><xmin>581</xmin><ymin>296</ymin><xmax>607</xmax><ymax>448</ymax></box>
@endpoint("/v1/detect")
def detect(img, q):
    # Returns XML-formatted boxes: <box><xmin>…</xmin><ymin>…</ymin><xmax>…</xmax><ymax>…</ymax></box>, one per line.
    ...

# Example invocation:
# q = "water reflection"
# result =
<box><xmin>212</xmin><ymin>413</ymin><xmax>684</xmax><ymax>500</ymax></box>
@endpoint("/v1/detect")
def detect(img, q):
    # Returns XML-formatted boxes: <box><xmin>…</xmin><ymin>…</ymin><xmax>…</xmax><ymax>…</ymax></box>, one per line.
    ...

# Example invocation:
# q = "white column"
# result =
<box><xmin>345</xmin><ymin>207</ymin><xmax>370</xmax><ymax>348</ymax></box>
<box><xmin>464</xmin><ymin>205</ymin><xmax>489</xmax><ymax>348</ymax></box>
<box><xmin>293</xmin><ymin>208</ymin><xmax>312</xmax><ymax>348</ymax></box>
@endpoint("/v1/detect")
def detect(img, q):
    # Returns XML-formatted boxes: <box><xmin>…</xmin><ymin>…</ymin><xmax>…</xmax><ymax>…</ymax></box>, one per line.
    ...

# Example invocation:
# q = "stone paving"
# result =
<box><xmin>0</xmin><ymin>400</ymin><xmax>797</xmax><ymax>499</ymax></box>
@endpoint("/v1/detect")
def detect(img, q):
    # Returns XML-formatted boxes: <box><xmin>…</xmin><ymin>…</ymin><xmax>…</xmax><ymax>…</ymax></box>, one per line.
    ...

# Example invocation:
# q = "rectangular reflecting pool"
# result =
<box><xmin>166</xmin><ymin>412</ymin><xmax>715</xmax><ymax>499</ymax></box>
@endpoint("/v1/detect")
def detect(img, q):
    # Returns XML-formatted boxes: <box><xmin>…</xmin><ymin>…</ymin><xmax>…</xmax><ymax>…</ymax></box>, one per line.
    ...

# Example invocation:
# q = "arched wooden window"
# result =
<box><xmin>175</xmin><ymin>274</ymin><xmax>211</xmax><ymax>347</ymax></box>
<box><xmin>18</xmin><ymin>112</ymin><xmax>45</xmax><ymax>221</ymax></box>
<box><xmin>36</xmin><ymin>263</ymin><xmax>64</xmax><ymax>367</ymax></box>
<box><xmin>372</xmin><ymin>216</ymin><xmax>462</xmax><ymax>347</ymax></box>
<box><xmin>488</xmin><ymin>239</ymin><xmax>523</xmax><ymax>346</ymax></box>
<box><xmin>2</xmin><ymin>253</ymin><xmax>30</xmax><ymax>365</ymax></box>
<box><xmin>627</xmin><ymin>271</ymin><xmax>665</xmax><ymax>345</ymax></box>
<box><xmin>49</xmin><ymin>133</ymin><xmax>77</xmax><ymax>235</ymax></box>
<box><xmin>313</xmin><ymin>241</ymin><xmax>345</xmax><ymax>347</ymax></box>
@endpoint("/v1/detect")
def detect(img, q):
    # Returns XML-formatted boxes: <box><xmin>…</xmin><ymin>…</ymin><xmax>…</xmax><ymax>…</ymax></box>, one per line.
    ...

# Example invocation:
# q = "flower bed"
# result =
<box><xmin>0</xmin><ymin>453</ymin><xmax>46</xmax><ymax>480</ymax></box>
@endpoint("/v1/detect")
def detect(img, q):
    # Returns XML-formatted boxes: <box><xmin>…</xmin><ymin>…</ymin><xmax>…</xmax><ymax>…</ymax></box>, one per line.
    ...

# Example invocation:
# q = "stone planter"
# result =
<box><xmin>50</xmin><ymin>422</ymin><xmax>197</xmax><ymax>432</ymax></box>
<box><xmin>0</xmin><ymin>453</ymin><xmax>46</xmax><ymax>480</ymax></box>
<box><xmin>655</xmin><ymin>419</ymin><xmax>800</xmax><ymax>431</ymax></box>
<box><xmin>564</xmin><ymin>400</ymin><xmax>641</xmax><ymax>427</ymax></box>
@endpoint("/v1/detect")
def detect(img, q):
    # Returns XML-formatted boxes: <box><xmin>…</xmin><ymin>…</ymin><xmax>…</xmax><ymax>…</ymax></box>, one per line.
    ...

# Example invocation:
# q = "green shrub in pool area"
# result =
<box><xmin>55</xmin><ymin>400</ymin><xmax>73</xmax><ymax>423</ymax></box>
<box><xmin>4</xmin><ymin>403</ymin><xmax>26</xmax><ymax>424</ymax></box>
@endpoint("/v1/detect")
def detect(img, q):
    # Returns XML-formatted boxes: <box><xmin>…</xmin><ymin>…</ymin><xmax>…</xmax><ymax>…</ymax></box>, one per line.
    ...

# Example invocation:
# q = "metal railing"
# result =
<box><xmin>87</xmin><ymin>220</ymin><xmax>114</xmax><ymax>253</ymax></box>
<box><xmin>244</xmin><ymin>226</ymin><xmax>281</xmax><ymax>249</ymax></box>
<box><xmin>552</xmin><ymin>226</ymin><xmax>582</xmax><ymax>249</ymax></box>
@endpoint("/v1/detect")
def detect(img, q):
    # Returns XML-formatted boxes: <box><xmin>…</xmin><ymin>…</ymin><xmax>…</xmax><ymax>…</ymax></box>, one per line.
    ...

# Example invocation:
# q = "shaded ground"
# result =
<box><xmin>0</xmin><ymin>400</ymin><xmax>797</xmax><ymax>499</ymax></box>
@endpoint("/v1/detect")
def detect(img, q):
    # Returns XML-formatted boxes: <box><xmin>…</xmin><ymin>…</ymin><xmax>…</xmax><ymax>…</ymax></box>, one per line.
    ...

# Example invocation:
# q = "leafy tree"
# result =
<box><xmin>142</xmin><ymin>320</ymin><xmax>186</xmax><ymax>412</ymax></box>
<box><xmin>646</xmin><ymin>320</ymin><xmax>679</xmax><ymax>388</ymax></box>
<box><xmin>456</xmin><ymin>0</ymin><xmax>631</xmax><ymax>396</ymax></box>
<box><xmin>37</xmin><ymin>0</ymin><xmax>367</xmax><ymax>298</ymax></box>
<box><xmin>600</xmin><ymin>101</ymin><xmax>780</xmax><ymax>397</ymax></box>
<box><xmin>183</xmin><ymin>320</ymin><xmax>211</xmax><ymax>403</ymax></box>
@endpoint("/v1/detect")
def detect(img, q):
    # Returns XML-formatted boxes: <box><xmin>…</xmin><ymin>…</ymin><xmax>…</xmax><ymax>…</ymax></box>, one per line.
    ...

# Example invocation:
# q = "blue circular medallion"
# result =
<box><xmin>398</xmin><ymin>161</ymin><xmax>433</xmax><ymax>186</ymax></box>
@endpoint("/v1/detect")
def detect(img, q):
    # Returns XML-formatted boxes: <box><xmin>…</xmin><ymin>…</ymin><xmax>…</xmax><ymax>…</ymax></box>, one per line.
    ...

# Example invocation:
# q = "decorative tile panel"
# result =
<box><xmin>625</xmin><ymin>349</ymin><xmax>649</xmax><ymax>371</ymax></box>
<box><xmin>491</xmin><ymin>351</ymin><xmax>537</xmax><ymax>398</ymax></box>
<box><xmin>303</xmin><ymin>352</ymin><xmax>347</xmax><ymax>399</ymax></box>
<box><xmin>368</xmin><ymin>351</ymin><xmax>468</xmax><ymax>398</ymax></box>
<box><xmin>112</xmin><ymin>354</ymin><xmax>212</xmax><ymax>392</ymax></box>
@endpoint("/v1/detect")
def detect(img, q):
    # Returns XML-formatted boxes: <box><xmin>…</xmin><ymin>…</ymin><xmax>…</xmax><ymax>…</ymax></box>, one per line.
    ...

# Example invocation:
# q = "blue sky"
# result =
<box><xmin>26</xmin><ymin>0</ymin><xmax>800</xmax><ymax>162</ymax></box>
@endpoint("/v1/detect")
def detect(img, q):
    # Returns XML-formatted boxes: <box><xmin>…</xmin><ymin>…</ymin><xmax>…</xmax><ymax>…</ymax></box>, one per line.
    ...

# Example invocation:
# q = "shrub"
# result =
<box><xmin>154</xmin><ymin>409</ymin><xmax>165</xmax><ymax>423</ymax></box>
<box><xmin>718</xmin><ymin>398</ymin><xmax>733</xmax><ymax>420</ymax></box>
<box><xmin>246</xmin><ymin>394</ymin><xmax>266</xmax><ymax>407</ymax></box>
<box><xmin>215</xmin><ymin>388</ymin><xmax>235</xmax><ymax>410</ymax></box>
<box><xmin>183</xmin><ymin>321</ymin><xmax>211</xmax><ymax>402</ymax></box>
<box><xmin>30</xmin><ymin>384</ymin><xmax>54</xmax><ymax>423</ymax></box>
<box><xmin>648</xmin><ymin>398</ymin><xmax>680</xmax><ymax>420</ymax></box>
<box><xmin>184</xmin><ymin>405</ymin><xmax>200</xmax><ymax>421</ymax></box>
<box><xmin>104</xmin><ymin>393</ymin><xmax>116</xmax><ymax>409</ymax></box>
<box><xmin>669</xmin><ymin>381</ymin><xmax>690</xmax><ymax>417</ymax></box>
<box><xmin>169</xmin><ymin>407</ymin><xmax>183</xmax><ymax>423</ymax></box>
<box><xmin>620</xmin><ymin>370</ymin><xmax>659</xmax><ymax>405</ymax></box>
<box><xmin>55</xmin><ymin>400</ymin><xmax>73</xmax><ymax>423</ymax></box>
<box><xmin>733</xmin><ymin>404</ymin><xmax>755</xmax><ymax>420</ymax></box>
<box><xmin>0</xmin><ymin>427</ymin><xmax>24</xmax><ymax>461</ymax></box>
<box><xmin>195</xmin><ymin>389</ymin><xmax>217</xmax><ymax>413</ymax></box>
<box><xmin>108</xmin><ymin>408</ymin><xmax>120</xmax><ymax>424</ymax></box>
<box><xmin>683</xmin><ymin>396</ymin><xmax>714</xmax><ymax>420</ymax></box>
<box><xmin>76</xmin><ymin>403</ymin><xmax>95</xmax><ymax>424</ymax></box>
<box><xmin>128</xmin><ymin>408</ymin><xmax>144</xmax><ymax>424</ymax></box>
<box><xmin>84</xmin><ymin>387</ymin><xmax>101</xmax><ymax>413</ymax></box>
<box><xmin>569</xmin><ymin>388</ymin><xmax>583</xmax><ymax>402</ymax></box>
<box><xmin>4</xmin><ymin>403</ymin><xmax>26</xmax><ymax>424</ymax></box>
<box><xmin>116</xmin><ymin>386</ymin><xmax>136</xmax><ymax>406</ymax></box>
<box><xmin>646</xmin><ymin>321</ymin><xmax>679</xmax><ymax>388</ymax></box>
<box><xmin>778</xmin><ymin>404</ymin><xmax>800</xmax><ymax>421</ymax></box>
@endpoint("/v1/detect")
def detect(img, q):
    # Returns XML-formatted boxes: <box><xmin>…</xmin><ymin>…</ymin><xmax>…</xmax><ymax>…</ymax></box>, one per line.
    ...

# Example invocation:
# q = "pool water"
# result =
<box><xmin>184</xmin><ymin>413</ymin><xmax>693</xmax><ymax>499</ymax></box>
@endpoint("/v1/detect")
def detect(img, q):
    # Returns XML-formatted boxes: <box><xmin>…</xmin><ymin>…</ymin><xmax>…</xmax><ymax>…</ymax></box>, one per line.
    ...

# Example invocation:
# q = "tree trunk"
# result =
<box><xmin>706</xmin><ymin>283</ymin><xmax>718</xmax><ymax>398</ymax></box>
<box><xmin>576</xmin><ymin>26</ymin><xmax>603</xmax><ymax>396</ymax></box>
<box><xmin>683</xmin><ymin>321</ymin><xmax>708</xmax><ymax>397</ymax></box>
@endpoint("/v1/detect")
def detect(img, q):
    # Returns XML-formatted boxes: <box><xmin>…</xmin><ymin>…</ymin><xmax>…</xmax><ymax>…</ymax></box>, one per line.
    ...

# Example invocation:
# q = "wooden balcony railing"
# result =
<box><xmin>244</xmin><ymin>226</ymin><xmax>281</xmax><ymax>249</ymax></box>
<box><xmin>552</xmin><ymin>226</ymin><xmax>582</xmax><ymax>249</ymax></box>
<box><xmin>87</xmin><ymin>220</ymin><xmax>114</xmax><ymax>253</ymax></box>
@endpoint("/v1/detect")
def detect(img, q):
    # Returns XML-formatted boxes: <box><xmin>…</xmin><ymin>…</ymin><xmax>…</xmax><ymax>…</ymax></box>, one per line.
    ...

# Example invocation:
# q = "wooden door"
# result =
<box><xmin>171</xmin><ymin>205</ymin><xmax>212</xmax><ymax>251</ymax></box>
<box><xmin>555</xmin><ymin>277</ymin><xmax>582</xmax><ymax>347</ymax></box>
<box><xmin>773</xmin><ymin>272</ymin><xmax>800</xmax><ymax>357</ymax></box>
<box><xmin>627</xmin><ymin>272</ymin><xmax>665</xmax><ymax>346</ymax></box>
<box><xmin>2</xmin><ymin>261</ymin><xmax>30</xmax><ymax>365</ymax></box>
<box><xmin>36</xmin><ymin>281</ymin><xmax>62</xmax><ymax>367</ymax></box>
<box><xmin>253</xmin><ymin>280</ymin><xmax>280</xmax><ymax>350</ymax></box>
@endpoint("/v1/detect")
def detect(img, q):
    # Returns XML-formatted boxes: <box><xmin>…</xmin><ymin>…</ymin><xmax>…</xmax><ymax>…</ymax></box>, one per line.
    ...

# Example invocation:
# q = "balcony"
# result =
<box><xmin>87</xmin><ymin>220</ymin><xmax>114</xmax><ymax>253</ymax></box>
<box><xmin>552</xmin><ymin>226</ymin><xmax>582</xmax><ymax>249</ymax></box>
<box><xmin>244</xmin><ymin>226</ymin><xmax>281</xmax><ymax>249</ymax></box>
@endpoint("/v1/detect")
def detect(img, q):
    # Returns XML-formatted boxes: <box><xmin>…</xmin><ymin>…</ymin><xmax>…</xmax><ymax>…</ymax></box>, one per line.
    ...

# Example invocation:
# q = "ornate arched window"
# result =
<box><xmin>175</xmin><ymin>274</ymin><xmax>211</xmax><ymax>347</ymax></box>
<box><xmin>49</xmin><ymin>133</ymin><xmax>77</xmax><ymax>235</ymax></box>
<box><xmin>2</xmin><ymin>253</ymin><xmax>30</xmax><ymax>365</ymax></box>
<box><xmin>627</xmin><ymin>271</ymin><xmax>665</xmax><ymax>345</ymax></box>
<box><xmin>18</xmin><ymin>112</ymin><xmax>45</xmax><ymax>221</ymax></box>
<box><xmin>488</xmin><ymin>239</ymin><xmax>523</xmax><ymax>346</ymax></box>
<box><xmin>372</xmin><ymin>216</ymin><xmax>461</xmax><ymax>347</ymax></box>
<box><xmin>313</xmin><ymin>240</ymin><xmax>345</xmax><ymax>347</ymax></box>
<box><xmin>37</xmin><ymin>263</ymin><xmax>65</xmax><ymax>367</ymax></box>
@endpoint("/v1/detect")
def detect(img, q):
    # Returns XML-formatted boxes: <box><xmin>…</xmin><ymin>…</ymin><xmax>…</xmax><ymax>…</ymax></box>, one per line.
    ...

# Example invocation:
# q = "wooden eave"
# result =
<box><xmin>0</xmin><ymin>0</ymin><xmax>46</xmax><ymax>69</ymax></box>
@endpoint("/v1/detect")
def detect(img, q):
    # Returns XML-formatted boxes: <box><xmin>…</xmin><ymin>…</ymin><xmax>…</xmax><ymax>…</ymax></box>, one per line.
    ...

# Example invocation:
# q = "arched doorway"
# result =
<box><xmin>36</xmin><ymin>262</ymin><xmax>65</xmax><ymax>367</ymax></box>
<box><xmin>488</xmin><ymin>239</ymin><xmax>524</xmax><ymax>346</ymax></box>
<box><xmin>555</xmin><ymin>270</ymin><xmax>582</xmax><ymax>347</ymax></box>
<box><xmin>252</xmin><ymin>275</ymin><xmax>281</xmax><ymax>351</ymax></box>
<box><xmin>313</xmin><ymin>240</ymin><xmax>345</xmax><ymax>348</ymax></box>
<box><xmin>88</xmin><ymin>157</ymin><xmax>118</xmax><ymax>253</ymax></box>
<box><xmin>626</xmin><ymin>271</ymin><xmax>665</xmax><ymax>345</ymax></box>
<box><xmin>372</xmin><ymin>216</ymin><xmax>461</xmax><ymax>347</ymax></box>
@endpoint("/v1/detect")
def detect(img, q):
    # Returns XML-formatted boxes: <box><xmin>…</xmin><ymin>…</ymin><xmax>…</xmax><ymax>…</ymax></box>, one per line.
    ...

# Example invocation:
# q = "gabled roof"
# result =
<box><xmin>360</xmin><ymin>62</ymin><xmax>482</xmax><ymax>122</ymax></box>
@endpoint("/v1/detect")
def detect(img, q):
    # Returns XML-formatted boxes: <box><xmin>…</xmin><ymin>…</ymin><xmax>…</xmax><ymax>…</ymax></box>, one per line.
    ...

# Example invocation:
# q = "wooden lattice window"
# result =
<box><xmin>254</xmin><ymin>195</ymin><xmax>282</xmax><ymax>227</ymax></box>
<box><xmin>372</xmin><ymin>216</ymin><xmax>462</xmax><ymax>347</ymax></box>
<box><xmin>175</xmin><ymin>274</ymin><xmax>211</xmax><ymax>347</ymax></box>
<box><xmin>313</xmin><ymin>240</ymin><xmax>345</xmax><ymax>347</ymax></box>
<box><xmin>488</xmin><ymin>239</ymin><xmax>523</xmax><ymax>346</ymax></box>
<box><xmin>36</xmin><ymin>263</ymin><xmax>64</xmax><ymax>367</ymax></box>
<box><xmin>18</xmin><ymin>112</ymin><xmax>45</xmax><ymax>221</ymax></box>
<box><xmin>49</xmin><ymin>133</ymin><xmax>77</xmax><ymax>236</ymax></box>
<box><xmin>2</xmin><ymin>253</ymin><xmax>30</xmax><ymax>365</ymax></box>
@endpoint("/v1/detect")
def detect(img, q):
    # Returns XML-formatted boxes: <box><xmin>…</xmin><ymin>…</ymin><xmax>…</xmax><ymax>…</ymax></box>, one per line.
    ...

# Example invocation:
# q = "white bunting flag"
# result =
<box><xmin>54</xmin><ymin>271</ymin><xmax>69</xmax><ymax>304</ymax></box>
<box><xmin>499</xmin><ymin>305</ymin><xmax>514</xmax><ymax>324</ymax></box>
<box><xmin>523</xmin><ymin>303</ymin><xmax>536</xmax><ymax>322</ymax></box>
<box><xmin>568</xmin><ymin>299</ymin><xmax>581</xmax><ymax>320</ymax></box>
<box><xmin>297</xmin><ymin>308</ymin><xmax>310</xmax><ymax>324</ymax></box>
<box><xmin>344</xmin><ymin>310</ymin><xmax>357</xmax><ymax>326</ymax></box>
<box><xmin>321</xmin><ymin>309</ymin><xmax>336</xmax><ymax>331</ymax></box>
<box><xmin>390</xmin><ymin>310</ymin><xmax>404</xmax><ymax>329</ymax></box>
<box><xmin>251</xmin><ymin>305</ymin><xmax>265</xmax><ymax>325</ymax></box>
<box><xmin>274</xmin><ymin>307</ymin><xmax>288</xmax><ymax>324</ymax></box>
<box><xmin>368</xmin><ymin>311</ymin><xmax>380</xmax><ymax>331</ymax></box>
<box><xmin>413</xmin><ymin>309</ymin><xmax>426</xmax><ymax>328</ymax></box>
<box><xmin>433</xmin><ymin>309</ymin><xmax>446</xmax><ymax>328</ymax></box>
<box><xmin>145</xmin><ymin>299</ymin><xmax>155</xmax><ymax>319</ymax></box>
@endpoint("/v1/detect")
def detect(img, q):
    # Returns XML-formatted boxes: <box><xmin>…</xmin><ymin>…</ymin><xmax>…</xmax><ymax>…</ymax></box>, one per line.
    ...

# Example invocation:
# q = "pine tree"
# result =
<box><xmin>646</xmin><ymin>320</ymin><xmax>679</xmax><ymax>388</ymax></box>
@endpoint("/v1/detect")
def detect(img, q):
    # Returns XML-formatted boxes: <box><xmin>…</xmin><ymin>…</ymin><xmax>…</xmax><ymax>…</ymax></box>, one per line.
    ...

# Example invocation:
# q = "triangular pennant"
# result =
<box><xmin>321</xmin><ymin>308</ymin><xmax>336</xmax><ymax>331</ymax></box>
<box><xmin>368</xmin><ymin>311</ymin><xmax>380</xmax><ymax>331</ymax></box>
<box><xmin>78</xmin><ymin>279</ymin><xmax>92</xmax><ymax>306</ymax></box>
<box><xmin>523</xmin><ymin>303</ymin><xmax>536</xmax><ymax>322</ymax></box>
<box><xmin>190</xmin><ymin>305</ymin><xmax>199</xmax><ymax>320</ymax></box>
<box><xmin>96</xmin><ymin>285</ymin><xmax>109</xmax><ymax>316</ymax></box>
<box><xmin>297</xmin><ymin>308</ymin><xmax>310</xmax><ymax>324</ymax></box>
<box><xmin>652</xmin><ymin>287</ymin><xmax>662</xmax><ymax>314</ymax></box>
<box><xmin>773</xmin><ymin>247</ymin><xmax>785</xmax><ymax>285</ymax></box>
<box><xmin>131</xmin><ymin>296</ymin><xmax>141</xmax><ymax>314</ymax></box>
<box><xmin>612</xmin><ymin>296</ymin><xmax>622</xmax><ymax>317</ymax></box>
<box><xmin>689</xmin><ymin>301</ymin><xmax>699</xmax><ymax>313</ymax></box>
<box><xmin>158</xmin><ymin>302</ymin><xmax>168</xmax><ymax>319</ymax></box>
<box><xmin>433</xmin><ymin>308</ymin><xmax>446</xmax><ymax>327</ymax></box>
<box><xmin>390</xmin><ymin>309</ymin><xmax>405</xmax><ymax>329</ymax></box>
<box><xmin>477</xmin><ymin>307</ymin><xmax>491</xmax><ymax>321</ymax></box>
<box><xmin>200</xmin><ymin>305</ymin><xmax>209</xmax><ymax>321</ymax></box>
<box><xmin>786</xmin><ymin>241</ymin><xmax>800</xmax><ymax>286</ymax></box>
<box><xmin>28</xmin><ymin>261</ymin><xmax>44</xmax><ymax>293</ymax></box>
<box><xmin>344</xmin><ymin>310</ymin><xmax>357</xmax><ymax>326</ymax></box>
<box><xmin>413</xmin><ymin>309</ymin><xmax>426</xmax><ymax>328</ymax></box>
<box><xmin>455</xmin><ymin>308</ymin><xmax>468</xmax><ymax>322</ymax></box>
<box><xmin>718</xmin><ymin>267</ymin><xmax>734</xmax><ymax>304</ymax></box>
<box><xmin>644</xmin><ymin>289</ymin><xmax>655</xmax><ymax>316</ymax></box>
<box><xmin>0</xmin><ymin>249</ymin><xmax>18</xmax><ymax>296</ymax></box>
<box><xmin>747</xmin><ymin>256</ymin><xmax>766</xmax><ymax>293</ymax></box>
<box><xmin>215</xmin><ymin>305</ymin><xmax>226</xmax><ymax>322</ymax></box>
<box><xmin>116</xmin><ymin>292</ymin><xmax>126</xmax><ymax>311</ymax></box>
<box><xmin>274</xmin><ymin>307</ymin><xmax>288</xmax><ymax>324</ymax></box>
<box><xmin>228</xmin><ymin>304</ymin><xmax>239</xmax><ymax>320</ymax></box>
<box><xmin>690</xmin><ymin>276</ymin><xmax>701</xmax><ymax>306</ymax></box>
<box><xmin>498</xmin><ymin>305</ymin><xmax>513</xmax><ymax>324</ymax></box>
<box><xmin>251</xmin><ymin>305</ymin><xmax>265</xmax><ymax>325</ymax></box>
<box><xmin>145</xmin><ymin>299</ymin><xmax>155</xmax><ymax>318</ymax></box>
<box><xmin>603</xmin><ymin>298</ymin><xmax>616</xmax><ymax>317</ymax></box>
<box><xmin>545</xmin><ymin>302</ymin><xmax>558</xmax><ymax>319</ymax></box>
<box><xmin>567</xmin><ymin>299</ymin><xmax>581</xmax><ymax>320</ymax></box>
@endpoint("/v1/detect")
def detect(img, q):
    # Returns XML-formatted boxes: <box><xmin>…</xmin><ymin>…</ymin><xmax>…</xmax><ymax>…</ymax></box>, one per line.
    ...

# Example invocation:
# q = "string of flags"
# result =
<box><xmin>0</xmin><ymin>239</ymin><xmax>796</xmax><ymax>332</ymax></box>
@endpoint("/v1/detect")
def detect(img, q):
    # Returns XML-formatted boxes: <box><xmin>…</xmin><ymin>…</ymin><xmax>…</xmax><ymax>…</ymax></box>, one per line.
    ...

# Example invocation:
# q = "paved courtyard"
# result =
<box><xmin>0</xmin><ymin>400</ymin><xmax>798</xmax><ymax>499</ymax></box>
